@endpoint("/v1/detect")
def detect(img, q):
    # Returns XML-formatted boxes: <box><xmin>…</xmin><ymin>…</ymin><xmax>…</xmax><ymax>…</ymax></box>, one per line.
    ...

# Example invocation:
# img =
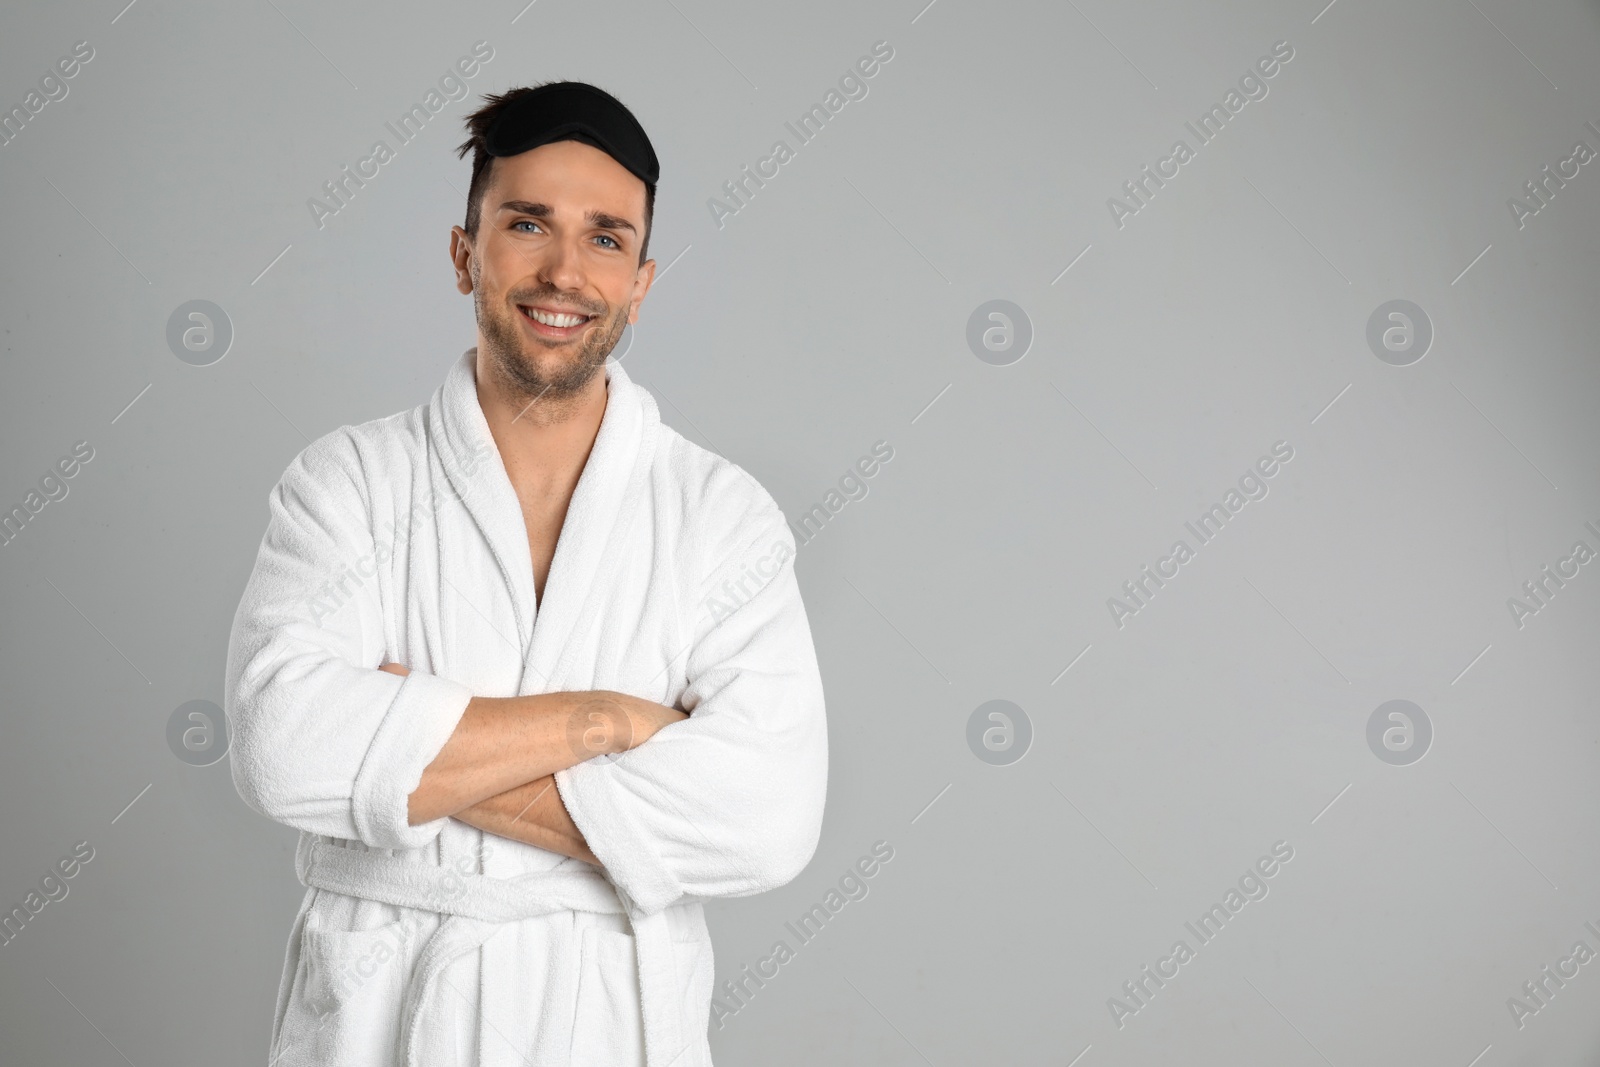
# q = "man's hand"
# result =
<box><xmin>587</xmin><ymin>689</ymin><xmax>690</xmax><ymax>754</ymax></box>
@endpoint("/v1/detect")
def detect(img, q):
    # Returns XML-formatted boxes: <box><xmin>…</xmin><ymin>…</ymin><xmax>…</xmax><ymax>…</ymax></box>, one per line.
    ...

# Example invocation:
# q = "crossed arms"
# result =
<box><xmin>224</xmin><ymin>434</ymin><xmax>827</xmax><ymax>914</ymax></box>
<box><xmin>381</xmin><ymin>661</ymin><xmax>686</xmax><ymax>866</ymax></box>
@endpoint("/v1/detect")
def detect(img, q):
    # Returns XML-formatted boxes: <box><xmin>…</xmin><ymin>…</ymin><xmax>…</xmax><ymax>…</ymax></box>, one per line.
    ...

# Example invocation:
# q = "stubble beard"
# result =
<box><xmin>474</xmin><ymin>273</ymin><xmax>629</xmax><ymax>412</ymax></box>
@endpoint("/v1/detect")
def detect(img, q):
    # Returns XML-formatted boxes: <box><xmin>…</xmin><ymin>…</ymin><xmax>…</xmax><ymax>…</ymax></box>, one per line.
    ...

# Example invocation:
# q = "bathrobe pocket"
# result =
<box><xmin>571</xmin><ymin>928</ymin><xmax>646</xmax><ymax>1065</ymax></box>
<box><xmin>276</xmin><ymin>910</ymin><xmax>417</xmax><ymax>1067</ymax></box>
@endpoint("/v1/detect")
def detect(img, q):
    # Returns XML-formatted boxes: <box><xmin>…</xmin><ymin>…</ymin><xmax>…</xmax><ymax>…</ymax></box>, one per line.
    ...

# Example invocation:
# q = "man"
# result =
<box><xmin>224</xmin><ymin>80</ymin><xmax>828</xmax><ymax>1066</ymax></box>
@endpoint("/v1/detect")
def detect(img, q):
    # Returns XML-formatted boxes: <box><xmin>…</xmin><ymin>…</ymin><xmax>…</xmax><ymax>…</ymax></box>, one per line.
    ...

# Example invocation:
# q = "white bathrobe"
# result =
<box><xmin>223</xmin><ymin>348</ymin><xmax>828</xmax><ymax>1067</ymax></box>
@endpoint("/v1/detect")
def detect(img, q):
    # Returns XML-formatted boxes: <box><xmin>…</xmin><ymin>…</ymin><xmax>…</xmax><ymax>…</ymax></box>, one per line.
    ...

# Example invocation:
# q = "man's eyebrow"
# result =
<box><xmin>587</xmin><ymin>211</ymin><xmax>637</xmax><ymax>235</ymax></box>
<box><xmin>498</xmin><ymin>200</ymin><xmax>637</xmax><ymax>235</ymax></box>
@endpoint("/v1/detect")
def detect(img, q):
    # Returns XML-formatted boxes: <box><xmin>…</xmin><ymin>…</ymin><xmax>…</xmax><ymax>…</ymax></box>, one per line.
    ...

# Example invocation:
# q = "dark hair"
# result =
<box><xmin>456</xmin><ymin>84</ymin><xmax>655</xmax><ymax>266</ymax></box>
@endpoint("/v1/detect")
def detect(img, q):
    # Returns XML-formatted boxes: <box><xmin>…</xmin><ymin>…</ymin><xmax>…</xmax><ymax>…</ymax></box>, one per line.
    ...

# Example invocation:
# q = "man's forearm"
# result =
<box><xmin>384</xmin><ymin>662</ymin><xmax>689</xmax><ymax>826</ymax></box>
<box><xmin>453</xmin><ymin>775</ymin><xmax>599</xmax><ymax>865</ymax></box>
<box><xmin>407</xmin><ymin>689</ymin><xmax>600</xmax><ymax>825</ymax></box>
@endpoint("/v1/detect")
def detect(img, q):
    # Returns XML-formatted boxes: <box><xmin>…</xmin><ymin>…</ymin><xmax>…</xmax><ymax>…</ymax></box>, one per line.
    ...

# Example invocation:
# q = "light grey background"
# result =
<box><xmin>2</xmin><ymin>0</ymin><xmax>1598</xmax><ymax>1063</ymax></box>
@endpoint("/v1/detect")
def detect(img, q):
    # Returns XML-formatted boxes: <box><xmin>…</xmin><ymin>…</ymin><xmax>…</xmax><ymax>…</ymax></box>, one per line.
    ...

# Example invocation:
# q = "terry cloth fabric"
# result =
<box><xmin>223</xmin><ymin>347</ymin><xmax>828</xmax><ymax>1066</ymax></box>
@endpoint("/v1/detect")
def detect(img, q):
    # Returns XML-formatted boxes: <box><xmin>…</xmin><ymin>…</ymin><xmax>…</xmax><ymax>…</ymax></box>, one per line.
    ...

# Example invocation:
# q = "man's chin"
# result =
<box><xmin>497</xmin><ymin>342</ymin><xmax>604</xmax><ymax>396</ymax></box>
<box><xmin>520</xmin><ymin>343</ymin><xmax>603</xmax><ymax>374</ymax></box>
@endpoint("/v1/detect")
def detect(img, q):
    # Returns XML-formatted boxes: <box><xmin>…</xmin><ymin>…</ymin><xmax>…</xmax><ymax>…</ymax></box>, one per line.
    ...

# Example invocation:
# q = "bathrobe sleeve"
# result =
<box><xmin>555</xmin><ymin>479</ymin><xmax>828</xmax><ymax>915</ymax></box>
<box><xmin>224</xmin><ymin>430</ymin><xmax>475</xmax><ymax>851</ymax></box>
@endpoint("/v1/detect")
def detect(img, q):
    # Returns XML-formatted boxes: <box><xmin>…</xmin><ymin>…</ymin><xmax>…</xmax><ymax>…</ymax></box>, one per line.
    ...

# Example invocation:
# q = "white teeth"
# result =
<box><xmin>526</xmin><ymin>307</ymin><xmax>590</xmax><ymax>328</ymax></box>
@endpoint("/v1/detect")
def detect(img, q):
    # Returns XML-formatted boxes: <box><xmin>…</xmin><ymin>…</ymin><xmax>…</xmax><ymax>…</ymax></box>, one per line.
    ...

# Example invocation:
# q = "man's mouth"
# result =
<box><xmin>519</xmin><ymin>304</ymin><xmax>597</xmax><ymax>338</ymax></box>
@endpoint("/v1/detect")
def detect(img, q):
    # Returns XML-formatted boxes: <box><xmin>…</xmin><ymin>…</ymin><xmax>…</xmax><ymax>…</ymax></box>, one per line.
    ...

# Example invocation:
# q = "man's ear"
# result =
<box><xmin>627</xmin><ymin>258</ymin><xmax>656</xmax><ymax>325</ymax></box>
<box><xmin>450</xmin><ymin>226</ymin><xmax>474</xmax><ymax>295</ymax></box>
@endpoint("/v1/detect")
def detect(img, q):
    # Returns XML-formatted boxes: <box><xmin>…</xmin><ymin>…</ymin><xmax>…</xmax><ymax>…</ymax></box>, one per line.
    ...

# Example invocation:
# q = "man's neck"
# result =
<box><xmin>474</xmin><ymin>348</ymin><xmax>609</xmax><ymax>495</ymax></box>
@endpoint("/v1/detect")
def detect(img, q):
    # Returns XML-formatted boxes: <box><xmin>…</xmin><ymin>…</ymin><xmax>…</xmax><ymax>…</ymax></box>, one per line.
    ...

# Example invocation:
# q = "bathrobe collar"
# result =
<box><xmin>429</xmin><ymin>347</ymin><xmax>660</xmax><ymax>690</ymax></box>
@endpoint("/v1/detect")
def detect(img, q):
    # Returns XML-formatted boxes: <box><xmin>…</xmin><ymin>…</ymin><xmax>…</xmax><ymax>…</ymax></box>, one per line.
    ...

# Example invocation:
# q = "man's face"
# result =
<box><xmin>452</xmin><ymin>139</ymin><xmax>654</xmax><ymax>403</ymax></box>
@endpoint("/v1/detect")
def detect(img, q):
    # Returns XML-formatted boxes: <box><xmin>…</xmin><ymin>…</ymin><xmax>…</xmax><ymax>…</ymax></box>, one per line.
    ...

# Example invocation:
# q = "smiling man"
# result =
<box><xmin>224</xmin><ymin>81</ymin><xmax>828</xmax><ymax>1067</ymax></box>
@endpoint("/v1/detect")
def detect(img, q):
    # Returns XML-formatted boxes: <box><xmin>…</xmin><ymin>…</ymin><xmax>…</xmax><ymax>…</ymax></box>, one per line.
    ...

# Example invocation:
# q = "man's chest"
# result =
<box><xmin>368</xmin><ymin>455</ymin><xmax>692</xmax><ymax>702</ymax></box>
<box><xmin>520</xmin><ymin>495</ymin><xmax>566</xmax><ymax>606</ymax></box>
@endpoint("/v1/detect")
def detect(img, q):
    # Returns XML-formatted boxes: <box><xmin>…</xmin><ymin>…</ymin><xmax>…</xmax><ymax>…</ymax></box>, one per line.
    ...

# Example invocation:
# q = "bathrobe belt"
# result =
<box><xmin>298</xmin><ymin>839</ymin><xmax>686</xmax><ymax>1067</ymax></box>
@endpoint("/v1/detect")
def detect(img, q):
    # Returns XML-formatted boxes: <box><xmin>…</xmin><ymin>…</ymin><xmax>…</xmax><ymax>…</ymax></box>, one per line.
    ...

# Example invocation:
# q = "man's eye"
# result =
<box><xmin>595</xmin><ymin>234</ymin><xmax>618</xmax><ymax>249</ymax></box>
<box><xmin>512</xmin><ymin>220</ymin><xmax>540</xmax><ymax>233</ymax></box>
